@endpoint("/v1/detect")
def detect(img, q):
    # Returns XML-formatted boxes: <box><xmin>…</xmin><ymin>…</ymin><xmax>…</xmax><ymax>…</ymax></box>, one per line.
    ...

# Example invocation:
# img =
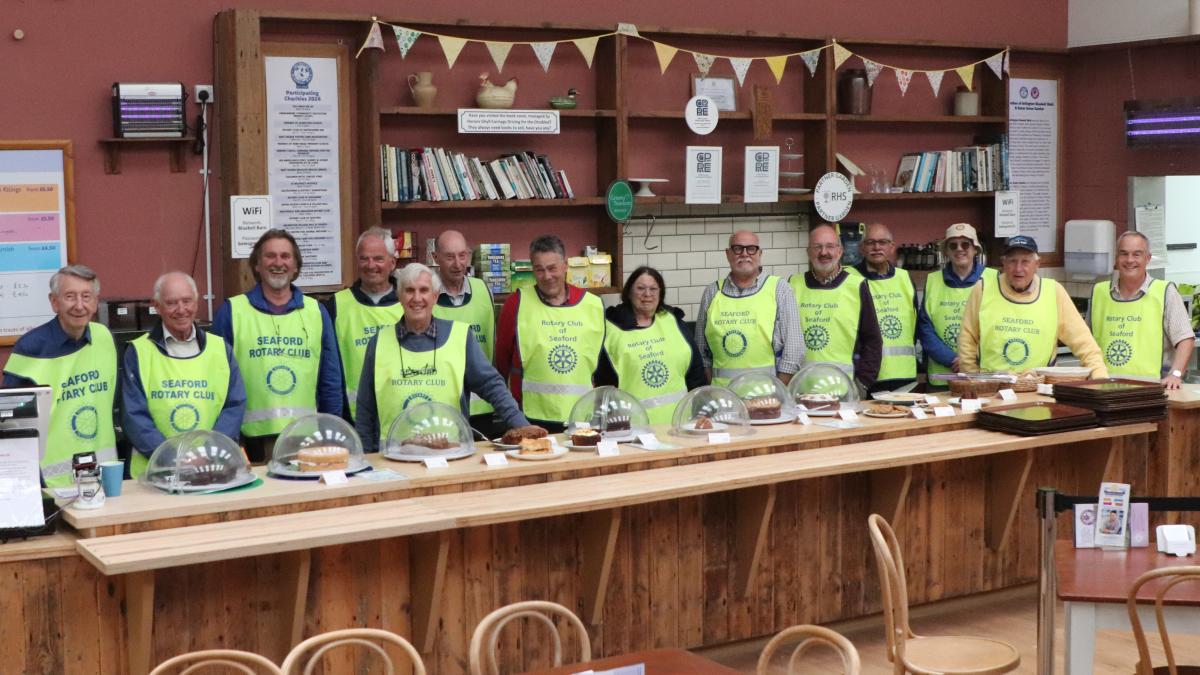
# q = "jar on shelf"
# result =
<box><xmin>779</xmin><ymin>138</ymin><xmax>806</xmax><ymax>194</ymax></box>
<box><xmin>837</xmin><ymin>69</ymin><xmax>872</xmax><ymax>115</ymax></box>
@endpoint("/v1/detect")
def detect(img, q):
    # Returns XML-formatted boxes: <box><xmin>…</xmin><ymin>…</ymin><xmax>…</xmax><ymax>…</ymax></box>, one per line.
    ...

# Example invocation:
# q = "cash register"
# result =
<box><xmin>0</xmin><ymin>387</ymin><xmax>56</xmax><ymax>541</ymax></box>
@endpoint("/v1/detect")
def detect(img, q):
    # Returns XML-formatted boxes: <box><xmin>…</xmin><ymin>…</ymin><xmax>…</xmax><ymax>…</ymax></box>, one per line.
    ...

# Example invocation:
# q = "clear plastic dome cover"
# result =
<box><xmin>727</xmin><ymin>372</ymin><xmax>794</xmax><ymax>423</ymax></box>
<box><xmin>669</xmin><ymin>385</ymin><xmax>753</xmax><ymax>436</ymax></box>
<box><xmin>788</xmin><ymin>363</ymin><xmax>860</xmax><ymax>413</ymax></box>
<box><xmin>139</xmin><ymin>430</ymin><xmax>254</xmax><ymax>494</ymax></box>
<box><xmin>566</xmin><ymin>386</ymin><xmax>650</xmax><ymax>440</ymax></box>
<box><xmin>383</xmin><ymin>401</ymin><xmax>476</xmax><ymax>461</ymax></box>
<box><xmin>270</xmin><ymin>413</ymin><xmax>369</xmax><ymax>477</ymax></box>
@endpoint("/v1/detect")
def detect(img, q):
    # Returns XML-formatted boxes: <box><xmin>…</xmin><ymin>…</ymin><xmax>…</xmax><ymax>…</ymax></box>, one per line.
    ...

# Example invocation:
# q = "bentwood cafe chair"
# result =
<box><xmin>757</xmin><ymin>624</ymin><xmax>863</xmax><ymax>674</ymax></box>
<box><xmin>1127</xmin><ymin>565</ymin><xmax>1200</xmax><ymax>675</ymax></box>
<box><xmin>867</xmin><ymin>514</ymin><xmax>1021</xmax><ymax>674</ymax></box>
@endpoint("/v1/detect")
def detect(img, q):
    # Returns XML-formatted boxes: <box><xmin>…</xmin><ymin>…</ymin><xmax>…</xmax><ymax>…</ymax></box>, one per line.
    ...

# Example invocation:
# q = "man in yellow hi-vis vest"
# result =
<box><xmin>851</xmin><ymin>223</ymin><xmax>918</xmax><ymax>393</ymax></box>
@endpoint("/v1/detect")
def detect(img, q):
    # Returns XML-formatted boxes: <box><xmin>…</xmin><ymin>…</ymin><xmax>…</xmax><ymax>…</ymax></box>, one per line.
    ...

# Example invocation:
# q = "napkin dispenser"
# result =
<box><xmin>1156</xmin><ymin>524</ymin><xmax>1196</xmax><ymax>557</ymax></box>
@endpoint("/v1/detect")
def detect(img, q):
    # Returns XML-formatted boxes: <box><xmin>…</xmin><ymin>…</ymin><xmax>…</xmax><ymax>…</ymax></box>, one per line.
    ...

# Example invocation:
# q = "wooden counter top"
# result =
<box><xmin>0</xmin><ymin>531</ymin><xmax>78</xmax><ymax>563</ymax></box>
<box><xmin>1167</xmin><ymin>386</ymin><xmax>1200</xmax><ymax>409</ymax></box>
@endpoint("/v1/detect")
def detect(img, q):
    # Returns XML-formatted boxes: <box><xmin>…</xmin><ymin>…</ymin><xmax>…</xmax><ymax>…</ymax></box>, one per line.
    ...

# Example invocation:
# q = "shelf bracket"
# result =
<box><xmin>410</xmin><ymin>530</ymin><xmax>451</xmax><ymax>653</ymax></box>
<box><xmin>734</xmin><ymin>484</ymin><xmax>777</xmax><ymax>597</ymax></box>
<box><xmin>869</xmin><ymin>465</ymin><xmax>913</xmax><ymax>525</ymax></box>
<box><xmin>985</xmin><ymin>449</ymin><xmax>1034</xmax><ymax>550</ymax></box>
<box><xmin>579</xmin><ymin>508</ymin><xmax>622</xmax><ymax>625</ymax></box>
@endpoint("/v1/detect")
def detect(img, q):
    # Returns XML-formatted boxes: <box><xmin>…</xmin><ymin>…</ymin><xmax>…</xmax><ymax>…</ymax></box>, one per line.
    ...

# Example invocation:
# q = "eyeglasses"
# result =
<box><xmin>729</xmin><ymin>244</ymin><xmax>761</xmax><ymax>255</ymax></box>
<box><xmin>633</xmin><ymin>285</ymin><xmax>660</xmax><ymax>295</ymax></box>
<box><xmin>862</xmin><ymin>239</ymin><xmax>893</xmax><ymax>248</ymax></box>
<box><xmin>808</xmin><ymin>244</ymin><xmax>841</xmax><ymax>253</ymax></box>
<box><xmin>946</xmin><ymin>240</ymin><xmax>975</xmax><ymax>251</ymax></box>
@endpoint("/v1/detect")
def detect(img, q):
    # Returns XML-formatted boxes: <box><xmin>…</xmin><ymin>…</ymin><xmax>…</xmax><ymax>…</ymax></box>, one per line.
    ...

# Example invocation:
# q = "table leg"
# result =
<box><xmin>1064</xmin><ymin>601</ymin><xmax>1096</xmax><ymax>675</ymax></box>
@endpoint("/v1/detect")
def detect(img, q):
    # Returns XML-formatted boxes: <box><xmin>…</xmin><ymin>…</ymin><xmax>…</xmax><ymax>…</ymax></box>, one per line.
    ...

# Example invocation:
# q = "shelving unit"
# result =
<box><xmin>99</xmin><ymin>137</ymin><xmax>196</xmax><ymax>175</ymax></box>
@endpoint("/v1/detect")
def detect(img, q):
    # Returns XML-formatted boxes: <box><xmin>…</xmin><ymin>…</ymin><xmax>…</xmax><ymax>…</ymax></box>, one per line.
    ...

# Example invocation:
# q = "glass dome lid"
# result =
<box><xmin>565</xmin><ymin>386</ymin><xmax>650</xmax><ymax>440</ymax></box>
<box><xmin>270</xmin><ymin>413</ymin><xmax>369</xmax><ymax>478</ymax></box>
<box><xmin>669</xmin><ymin>385</ymin><xmax>753</xmax><ymax>437</ymax></box>
<box><xmin>139</xmin><ymin>430</ymin><xmax>255</xmax><ymax>494</ymax></box>
<box><xmin>726</xmin><ymin>372</ymin><xmax>795</xmax><ymax>424</ymax></box>
<box><xmin>382</xmin><ymin>401</ymin><xmax>476</xmax><ymax>462</ymax></box>
<box><xmin>788</xmin><ymin>363</ymin><xmax>860</xmax><ymax>415</ymax></box>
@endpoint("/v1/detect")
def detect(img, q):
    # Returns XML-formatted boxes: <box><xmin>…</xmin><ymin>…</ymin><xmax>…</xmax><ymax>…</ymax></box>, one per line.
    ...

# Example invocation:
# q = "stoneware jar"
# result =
<box><xmin>408</xmin><ymin>71</ymin><xmax>437</xmax><ymax>108</ymax></box>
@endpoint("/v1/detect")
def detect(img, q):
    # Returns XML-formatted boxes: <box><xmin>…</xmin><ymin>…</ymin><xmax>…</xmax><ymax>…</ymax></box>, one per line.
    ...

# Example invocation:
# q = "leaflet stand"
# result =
<box><xmin>0</xmin><ymin>387</ymin><xmax>57</xmax><ymax>542</ymax></box>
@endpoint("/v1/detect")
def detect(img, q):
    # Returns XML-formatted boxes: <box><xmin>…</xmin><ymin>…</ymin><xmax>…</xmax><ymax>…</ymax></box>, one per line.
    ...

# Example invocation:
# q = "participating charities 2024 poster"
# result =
<box><xmin>0</xmin><ymin>149</ymin><xmax>69</xmax><ymax>338</ymax></box>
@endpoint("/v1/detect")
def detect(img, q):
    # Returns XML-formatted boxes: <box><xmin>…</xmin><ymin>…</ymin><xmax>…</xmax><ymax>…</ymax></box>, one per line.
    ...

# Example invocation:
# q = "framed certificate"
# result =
<box><xmin>692</xmin><ymin>76</ymin><xmax>738</xmax><ymax>112</ymax></box>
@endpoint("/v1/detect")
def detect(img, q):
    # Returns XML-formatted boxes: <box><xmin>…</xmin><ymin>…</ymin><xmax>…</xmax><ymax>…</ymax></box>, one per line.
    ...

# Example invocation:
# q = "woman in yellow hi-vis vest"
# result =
<box><xmin>596</xmin><ymin>267</ymin><xmax>706</xmax><ymax>425</ymax></box>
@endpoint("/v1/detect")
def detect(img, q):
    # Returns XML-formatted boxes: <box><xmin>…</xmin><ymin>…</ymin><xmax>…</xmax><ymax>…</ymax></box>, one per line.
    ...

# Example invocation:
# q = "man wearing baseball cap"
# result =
<box><xmin>958</xmin><ymin>235</ymin><xmax>1108</xmax><ymax>376</ymax></box>
<box><xmin>917</xmin><ymin>223</ymin><xmax>997</xmax><ymax>384</ymax></box>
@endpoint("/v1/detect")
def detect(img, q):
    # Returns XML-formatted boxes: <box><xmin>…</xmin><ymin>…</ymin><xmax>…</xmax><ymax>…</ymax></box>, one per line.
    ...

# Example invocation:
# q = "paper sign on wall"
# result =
<box><xmin>686</xmin><ymin>146</ymin><xmax>722</xmax><ymax>204</ymax></box>
<box><xmin>230</xmin><ymin>195</ymin><xmax>273</xmax><ymax>259</ymax></box>
<box><xmin>994</xmin><ymin>190</ymin><xmax>1020</xmax><ymax>238</ymax></box>
<box><xmin>743</xmin><ymin>146</ymin><xmax>779</xmax><ymax>203</ymax></box>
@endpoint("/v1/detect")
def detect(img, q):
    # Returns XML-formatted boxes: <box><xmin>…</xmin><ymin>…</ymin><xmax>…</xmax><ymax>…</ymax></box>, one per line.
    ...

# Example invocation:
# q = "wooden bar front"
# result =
<box><xmin>1</xmin><ymin>397</ymin><xmax>1172</xmax><ymax>674</ymax></box>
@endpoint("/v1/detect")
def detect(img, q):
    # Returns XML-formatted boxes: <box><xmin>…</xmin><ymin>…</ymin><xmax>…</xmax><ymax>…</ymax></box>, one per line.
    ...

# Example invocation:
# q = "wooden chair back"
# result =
<box><xmin>1128</xmin><ymin>565</ymin><xmax>1200</xmax><ymax>675</ymax></box>
<box><xmin>756</xmin><ymin>624</ymin><xmax>862</xmax><ymax>674</ymax></box>
<box><xmin>867</xmin><ymin>513</ymin><xmax>913</xmax><ymax>665</ymax></box>
<box><xmin>149</xmin><ymin>649</ymin><xmax>283</xmax><ymax>675</ymax></box>
<box><xmin>468</xmin><ymin>600</ymin><xmax>591</xmax><ymax>675</ymax></box>
<box><xmin>281</xmin><ymin>628</ymin><xmax>426</xmax><ymax>675</ymax></box>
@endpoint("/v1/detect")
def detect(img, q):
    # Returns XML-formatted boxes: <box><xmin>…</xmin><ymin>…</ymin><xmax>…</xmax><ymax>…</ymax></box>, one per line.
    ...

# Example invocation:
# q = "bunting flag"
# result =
<box><xmin>729</xmin><ymin>57</ymin><xmax>752</xmax><ymax>86</ymax></box>
<box><xmin>833</xmin><ymin>43</ymin><xmax>852</xmax><ymax>68</ymax></box>
<box><xmin>984</xmin><ymin>52</ymin><xmax>1004</xmax><ymax>79</ymax></box>
<box><xmin>486</xmin><ymin>42</ymin><xmax>513</xmax><ymax>72</ymax></box>
<box><xmin>394</xmin><ymin>26</ymin><xmax>420</xmax><ymax>58</ymax></box>
<box><xmin>926</xmin><ymin>69</ymin><xmax>944</xmax><ymax>96</ymax></box>
<box><xmin>895</xmin><ymin>69</ymin><xmax>913</xmax><ymax>96</ymax></box>
<box><xmin>863</xmin><ymin>59</ymin><xmax>883</xmax><ymax>87</ymax></box>
<box><xmin>356</xmin><ymin>21</ymin><xmax>385</xmax><ymax>58</ymax></box>
<box><xmin>693</xmin><ymin>52</ymin><xmax>716</xmax><ymax>77</ymax></box>
<box><xmin>955</xmin><ymin>64</ymin><xmax>975</xmax><ymax>91</ymax></box>
<box><xmin>616</xmin><ymin>23</ymin><xmax>640</xmax><ymax>37</ymax></box>
<box><xmin>765</xmin><ymin>55</ymin><xmax>788</xmax><ymax>83</ymax></box>
<box><xmin>654</xmin><ymin>42</ymin><xmax>678</xmax><ymax>73</ymax></box>
<box><xmin>573</xmin><ymin>36</ymin><xmax>600</xmax><ymax>68</ymax></box>
<box><xmin>532</xmin><ymin>42</ymin><xmax>557</xmax><ymax>72</ymax></box>
<box><xmin>438</xmin><ymin>35</ymin><xmax>468</xmax><ymax>68</ymax></box>
<box><xmin>800</xmin><ymin>50</ymin><xmax>821</xmax><ymax>76</ymax></box>
<box><xmin>1003</xmin><ymin>50</ymin><xmax>1011</xmax><ymax>75</ymax></box>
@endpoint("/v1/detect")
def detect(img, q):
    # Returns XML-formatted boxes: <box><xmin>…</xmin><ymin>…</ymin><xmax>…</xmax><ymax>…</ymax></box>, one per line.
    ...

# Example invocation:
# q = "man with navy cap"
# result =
<box><xmin>958</xmin><ymin>235</ymin><xmax>1108</xmax><ymax>376</ymax></box>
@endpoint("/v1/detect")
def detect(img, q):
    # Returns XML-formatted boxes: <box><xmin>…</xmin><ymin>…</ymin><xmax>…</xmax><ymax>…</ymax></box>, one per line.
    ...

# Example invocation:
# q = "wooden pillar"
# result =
<box><xmin>124</xmin><ymin>570</ymin><xmax>155</xmax><ymax>675</ymax></box>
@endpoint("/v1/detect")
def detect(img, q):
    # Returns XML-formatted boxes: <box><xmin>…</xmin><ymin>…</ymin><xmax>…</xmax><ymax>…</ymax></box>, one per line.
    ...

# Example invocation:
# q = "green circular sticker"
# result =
<box><xmin>606</xmin><ymin>180</ymin><xmax>634</xmax><ymax>223</ymax></box>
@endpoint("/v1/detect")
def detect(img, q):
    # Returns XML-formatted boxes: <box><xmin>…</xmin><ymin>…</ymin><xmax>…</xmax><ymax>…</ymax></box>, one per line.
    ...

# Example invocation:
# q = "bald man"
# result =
<box><xmin>788</xmin><ymin>224</ymin><xmax>883</xmax><ymax>390</ymax></box>
<box><xmin>696</xmin><ymin>229</ymin><xmax>804</xmax><ymax>385</ymax></box>
<box><xmin>850</xmin><ymin>223</ymin><xmax>919</xmax><ymax>392</ymax></box>
<box><xmin>432</xmin><ymin>230</ymin><xmax>500</xmax><ymax>435</ymax></box>
<box><xmin>122</xmin><ymin>272</ymin><xmax>246</xmax><ymax>477</ymax></box>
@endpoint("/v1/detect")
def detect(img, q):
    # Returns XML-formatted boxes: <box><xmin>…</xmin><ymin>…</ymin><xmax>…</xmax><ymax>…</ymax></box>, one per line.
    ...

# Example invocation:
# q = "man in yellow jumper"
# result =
<box><xmin>958</xmin><ymin>235</ymin><xmax>1108</xmax><ymax>377</ymax></box>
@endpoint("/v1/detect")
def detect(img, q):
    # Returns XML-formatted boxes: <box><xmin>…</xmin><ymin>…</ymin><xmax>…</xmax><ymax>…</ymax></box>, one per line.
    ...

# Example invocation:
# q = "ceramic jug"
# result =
<box><xmin>408</xmin><ymin>72</ymin><xmax>437</xmax><ymax>108</ymax></box>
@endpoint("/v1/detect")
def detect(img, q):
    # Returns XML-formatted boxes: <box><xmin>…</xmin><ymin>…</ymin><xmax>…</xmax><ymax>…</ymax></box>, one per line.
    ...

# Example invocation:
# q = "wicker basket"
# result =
<box><xmin>1010</xmin><ymin>373</ymin><xmax>1044</xmax><ymax>393</ymax></box>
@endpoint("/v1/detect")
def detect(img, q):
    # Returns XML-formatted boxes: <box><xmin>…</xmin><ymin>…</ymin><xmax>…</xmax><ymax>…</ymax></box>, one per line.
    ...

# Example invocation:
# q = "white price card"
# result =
<box><xmin>708</xmin><ymin>432</ymin><xmax>732</xmax><ymax>444</ymax></box>
<box><xmin>597</xmin><ymin>440</ymin><xmax>620</xmax><ymax>456</ymax></box>
<box><xmin>925</xmin><ymin>395</ymin><xmax>940</xmax><ymax>405</ymax></box>
<box><xmin>319</xmin><ymin>470</ymin><xmax>348</xmax><ymax>485</ymax></box>
<box><xmin>483</xmin><ymin>453</ymin><xmax>509</xmax><ymax>467</ymax></box>
<box><xmin>960</xmin><ymin>399</ymin><xmax>982</xmax><ymax>413</ymax></box>
<box><xmin>933</xmin><ymin>406</ymin><xmax>956</xmax><ymax>417</ymax></box>
<box><xmin>998</xmin><ymin>388</ymin><xmax>1017</xmax><ymax>401</ymax></box>
<box><xmin>1037</xmin><ymin>383</ymin><xmax>1054</xmax><ymax>396</ymax></box>
<box><xmin>839</xmin><ymin>409</ymin><xmax>859</xmax><ymax>422</ymax></box>
<box><xmin>797</xmin><ymin>412</ymin><xmax>812</xmax><ymax>425</ymax></box>
<box><xmin>911</xmin><ymin>407</ymin><xmax>928</xmax><ymax>420</ymax></box>
<box><xmin>424</xmin><ymin>457</ymin><xmax>449</xmax><ymax>469</ymax></box>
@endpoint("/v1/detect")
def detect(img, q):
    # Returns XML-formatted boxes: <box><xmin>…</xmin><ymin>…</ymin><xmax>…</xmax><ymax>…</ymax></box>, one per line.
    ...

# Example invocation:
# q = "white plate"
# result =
<box><xmin>679</xmin><ymin>420</ymin><xmax>729</xmax><ymax>433</ymax></box>
<box><xmin>1035</xmin><ymin>366</ymin><xmax>1092</xmax><ymax>377</ymax></box>
<box><xmin>506</xmin><ymin>446</ymin><xmax>569</xmax><ymax>461</ymax></box>
<box><xmin>627</xmin><ymin>177</ymin><xmax>669</xmax><ymax>183</ymax></box>
<box><xmin>381</xmin><ymin>444</ymin><xmax>476</xmax><ymax>462</ymax></box>
<box><xmin>803</xmin><ymin>407</ymin><xmax>840</xmax><ymax>417</ymax></box>
<box><xmin>779</xmin><ymin>187</ymin><xmax>813</xmax><ymax>194</ymax></box>
<box><xmin>565</xmin><ymin>442</ymin><xmax>602</xmax><ymax>451</ymax></box>
<box><xmin>862</xmin><ymin>409</ymin><xmax>910</xmax><ymax>419</ymax></box>
<box><xmin>269</xmin><ymin>457</ymin><xmax>372</xmax><ymax>479</ymax></box>
<box><xmin>870</xmin><ymin>392</ymin><xmax>926</xmax><ymax>405</ymax></box>
<box><xmin>491</xmin><ymin>438</ymin><xmax>522</xmax><ymax>450</ymax></box>
<box><xmin>749</xmin><ymin>411</ymin><xmax>797</xmax><ymax>426</ymax></box>
<box><xmin>147</xmin><ymin>472</ymin><xmax>257</xmax><ymax>494</ymax></box>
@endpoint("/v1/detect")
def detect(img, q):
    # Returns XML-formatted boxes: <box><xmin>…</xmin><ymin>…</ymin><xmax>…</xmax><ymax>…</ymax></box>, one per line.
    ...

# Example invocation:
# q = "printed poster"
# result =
<box><xmin>0</xmin><ymin>150</ymin><xmax>69</xmax><ymax>338</ymax></box>
<box><xmin>743</xmin><ymin>146</ymin><xmax>779</xmax><ymax>203</ymax></box>
<box><xmin>1008</xmin><ymin>79</ymin><xmax>1058</xmax><ymax>253</ymax></box>
<box><xmin>686</xmin><ymin>146</ymin><xmax>722</xmax><ymax>204</ymax></box>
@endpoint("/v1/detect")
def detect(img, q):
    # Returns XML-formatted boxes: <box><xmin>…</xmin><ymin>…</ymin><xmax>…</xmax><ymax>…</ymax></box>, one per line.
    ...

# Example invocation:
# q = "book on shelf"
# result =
<box><xmin>381</xmin><ymin>144</ymin><xmax>576</xmax><ymax>203</ymax></box>
<box><xmin>892</xmin><ymin>135</ymin><xmax>1009</xmax><ymax>194</ymax></box>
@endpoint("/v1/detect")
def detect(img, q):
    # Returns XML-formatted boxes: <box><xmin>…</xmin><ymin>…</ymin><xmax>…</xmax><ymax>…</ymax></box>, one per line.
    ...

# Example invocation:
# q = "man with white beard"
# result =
<box><xmin>211</xmin><ymin>229</ymin><xmax>343</xmax><ymax>460</ymax></box>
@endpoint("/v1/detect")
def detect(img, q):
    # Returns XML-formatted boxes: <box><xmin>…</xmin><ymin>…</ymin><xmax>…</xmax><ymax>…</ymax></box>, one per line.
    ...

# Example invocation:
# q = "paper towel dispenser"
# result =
<box><xmin>1064</xmin><ymin>219</ymin><xmax>1115</xmax><ymax>279</ymax></box>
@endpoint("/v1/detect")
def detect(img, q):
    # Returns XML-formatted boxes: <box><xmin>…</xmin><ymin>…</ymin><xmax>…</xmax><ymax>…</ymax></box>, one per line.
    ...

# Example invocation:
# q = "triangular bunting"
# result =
<box><xmin>616</xmin><ymin>23</ymin><xmax>640</xmax><ymax>37</ymax></box>
<box><xmin>394</xmin><ymin>26</ymin><xmax>421</xmax><ymax>58</ymax></box>
<box><xmin>654</xmin><ymin>42</ymin><xmax>678</xmax><ymax>74</ymax></box>
<box><xmin>833</xmin><ymin>43</ymin><xmax>852</xmax><ymax>69</ymax></box>
<box><xmin>1003</xmin><ymin>50</ymin><xmax>1011</xmax><ymax>75</ymax></box>
<box><xmin>800</xmin><ymin>50</ymin><xmax>821</xmax><ymax>76</ymax></box>
<box><xmin>896</xmin><ymin>69</ymin><xmax>913</xmax><ymax>96</ymax></box>
<box><xmin>863</xmin><ymin>59</ymin><xmax>883</xmax><ymax>87</ymax></box>
<box><xmin>926</xmin><ymin>70</ymin><xmax>944</xmax><ymax>96</ymax></box>
<box><xmin>765</xmin><ymin>55</ymin><xmax>788</xmax><ymax>83</ymax></box>
<box><xmin>573</xmin><ymin>36</ymin><xmax>600</xmax><ymax>69</ymax></box>
<box><xmin>437</xmin><ymin>35</ymin><xmax>468</xmax><ymax>68</ymax></box>
<box><xmin>729</xmin><ymin>57</ymin><xmax>752</xmax><ymax>85</ymax></box>
<box><xmin>693</xmin><ymin>52</ymin><xmax>716</xmax><ymax>77</ymax></box>
<box><xmin>532</xmin><ymin>42</ymin><xmax>557</xmax><ymax>72</ymax></box>
<box><xmin>984</xmin><ymin>52</ymin><xmax>1004</xmax><ymax>79</ymax></box>
<box><xmin>356</xmin><ymin>21</ymin><xmax>385</xmax><ymax>58</ymax></box>
<box><xmin>485</xmin><ymin>42</ymin><xmax>513</xmax><ymax>72</ymax></box>
<box><xmin>955</xmin><ymin>64</ymin><xmax>975</xmax><ymax>91</ymax></box>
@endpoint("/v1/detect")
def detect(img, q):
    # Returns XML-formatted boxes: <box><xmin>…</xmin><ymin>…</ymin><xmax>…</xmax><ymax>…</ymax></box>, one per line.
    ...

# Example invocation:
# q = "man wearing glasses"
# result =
<box><xmin>917</xmin><ymin>223</ymin><xmax>997</xmax><ymax>385</ymax></box>
<box><xmin>850</xmin><ymin>223</ymin><xmax>919</xmax><ymax>392</ymax></box>
<box><xmin>696</xmin><ymin>229</ymin><xmax>804</xmax><ymax>385</ymax></box>
<box><xmin>788</xmin><ymin>223</ymin><xmax>882</xmax><ymax>391</ymax></box>
<box><xmin>1088</xmin><ymin>231</ymin><xmax>1193</xmax><ymax>388</ymax></box>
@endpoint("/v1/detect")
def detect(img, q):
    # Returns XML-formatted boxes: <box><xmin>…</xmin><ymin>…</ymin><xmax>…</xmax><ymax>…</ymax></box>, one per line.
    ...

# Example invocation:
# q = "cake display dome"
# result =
<box><xmin>669</xmin><ymin>385</ymin><xmax>753</xmax><ymax>437</ymax></box>
<box><xmin>726</xmin><ymin>372</ymin><xmax>795</xmax><ymax>424</ymax></box>
<box><xmin>139</xmin><ymin>430</ymin><xmax>255</xmax><ymax>494</ymax></box>
<box><xmin>788</xmin><ymin>363</ymin><xmax>860</xmax><ymax>415</ymax></box>
<box><xmin>565</xmin><ymin>386</ymin><xmax>650</xmax><ymax>443</ymax></box>
<box><xmin>382</xmin><ymin>401</ymin><xmax>476</xmax><ymax>462</ymax></box>
<box><xmin>269</xmin><ymin>413</ymin><xmax>370</xmax><ymax>478</ymax></box>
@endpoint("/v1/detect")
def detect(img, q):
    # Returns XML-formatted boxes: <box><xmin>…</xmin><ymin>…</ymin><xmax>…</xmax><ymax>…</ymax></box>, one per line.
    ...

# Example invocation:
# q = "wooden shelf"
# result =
<box><xmin>628</xmin><ymin>111</ymin><xmax>825</xmax><ymax>121</ymax></box>
<box><xmin>835</xmin><ymin>114</ymin><xmax>1007</xmax><ymax>124</ymax></box>
<box><xmin>382</xmin><ymin>197</ymin><xmax>604</xmax><ymax>210</ymax></box>
<box><xmin>853</xmin><ymin>191</ymin><xmax>996</xmax><ymax>201</ymax></box>
<box><xmin>634</xmin><ymin>193</ymin><xmax>814</xmax><ymax>205</ymax></box>
<box><xmin>380</xmin><ymin>106</ymin><xmax>617</xmax><ymax>118</ymax></box>
<box><xmin>98</xmin><ymin>137</ymin><xmax>195</xmax><ymax>175</ymax></box>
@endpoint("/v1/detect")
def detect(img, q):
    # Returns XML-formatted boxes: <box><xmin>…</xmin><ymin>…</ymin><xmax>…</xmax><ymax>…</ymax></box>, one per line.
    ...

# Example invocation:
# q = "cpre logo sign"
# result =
<box><xmin>813</xmin><ymin>172</ymin><xmax>854</xmax><ymax>222</ymax></box>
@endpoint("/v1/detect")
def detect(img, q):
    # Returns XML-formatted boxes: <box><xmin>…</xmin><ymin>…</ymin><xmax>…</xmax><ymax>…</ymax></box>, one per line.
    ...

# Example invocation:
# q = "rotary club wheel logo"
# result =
<box><xmin>266</xmin><ymin>365</ymin><xmax>298</xmax><ymax>396</ymax></box>
<box><xmin>1106</xmin><ymin>339</ymin><xmax>1133</xmax><ymax>367</ymax></box>
<box><xmin>880</xmin><ymin>315</ymin><xmax>904</xmax><ymax>340</ymax></box>
<box><xmin>641</xmin><ymin>359</ymin><xmax>670</xmax><ymax>389</ymax></box>
<box><xmin>548</xmin><ymin>344</ymin><xmax>578</xmax><ymax>374</ymax></box>
<box><xmin>169</xmin><ymin>403</ymin><xmax>201</xmax><ymax>433</ymax></box>
<box><xmin>402</xmin><ymin>392</ymin><xmax>432</xmax><ymax>409</ymax></box>
<box><xmin>1002</xmin><ymin>338</ymin><xmax>1030</xmax><ymax>367</ymax></box>
<box><xmin>722</xmin><ymin>330</ymin><xmax>748</xmax><ymax>358</ymax></box>
<box><xmin>941</xmin><ymin>322</ymin><xmax>961</xmax><ymax>345</ymax></box>
<box><xmin>804</xmin><ymin>325</ymin><xmax>829</xmax><ymax>351</ymax></box>
<box><xmin>71</xmin><ymin>405</ymin><xmax>99</xmax><ymax>440</ymax></box>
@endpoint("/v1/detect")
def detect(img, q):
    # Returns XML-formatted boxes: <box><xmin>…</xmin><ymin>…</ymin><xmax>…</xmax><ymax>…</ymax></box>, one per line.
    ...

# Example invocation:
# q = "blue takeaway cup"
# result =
<box><xmin>99</xmin><ymin>460</ymin><xmax>125</xmax><ymax>497</ymax></box>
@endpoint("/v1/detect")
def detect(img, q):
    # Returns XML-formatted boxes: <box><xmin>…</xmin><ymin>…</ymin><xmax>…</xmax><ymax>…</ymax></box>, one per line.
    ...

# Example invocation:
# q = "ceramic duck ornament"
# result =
<box><xmin>476</xmin><ymin>73</ymin><xmax>517</xmax><ymax>109</ymax></box>
<box><xmin>549</xmin><ymin>88</ymin><xmax>578</xmax><ymax>109</ymax></box>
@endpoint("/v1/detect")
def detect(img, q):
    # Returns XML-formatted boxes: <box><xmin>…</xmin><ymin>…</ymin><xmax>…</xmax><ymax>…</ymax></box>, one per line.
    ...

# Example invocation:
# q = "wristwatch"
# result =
<box><xmin>1171</xmin><ymin>369</ymin><xmax>1183</xmax><ymax>378</ymax></box>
